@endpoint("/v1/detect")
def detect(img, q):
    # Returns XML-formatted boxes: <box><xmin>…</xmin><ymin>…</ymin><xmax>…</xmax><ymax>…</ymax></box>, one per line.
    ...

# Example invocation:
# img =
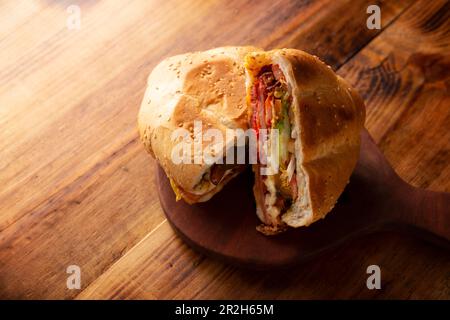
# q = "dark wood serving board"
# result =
<box><xmin>158</xmin><ymin>129</ymin><xmax>450</xmax><ymax>269</ymax></box>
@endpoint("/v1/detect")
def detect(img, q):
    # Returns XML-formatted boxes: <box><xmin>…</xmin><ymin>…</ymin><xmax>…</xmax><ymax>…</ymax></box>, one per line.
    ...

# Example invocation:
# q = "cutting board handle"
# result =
<box><xmin>359</xmin><ymin>130</ymin><xmax>450</xmax><ymax>243</ymax></box>
<box><xmin>392</xmin><ymin>185</ymin><xmax>450</xmax><ymax>243</ymax></box>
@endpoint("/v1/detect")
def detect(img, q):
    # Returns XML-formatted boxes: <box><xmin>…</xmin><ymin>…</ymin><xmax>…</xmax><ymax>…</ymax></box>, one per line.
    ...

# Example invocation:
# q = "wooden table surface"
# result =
<box><xmin>0</xmin><ymin>0</ymin><xmax>449</xmax><ymax>299</ymax></box>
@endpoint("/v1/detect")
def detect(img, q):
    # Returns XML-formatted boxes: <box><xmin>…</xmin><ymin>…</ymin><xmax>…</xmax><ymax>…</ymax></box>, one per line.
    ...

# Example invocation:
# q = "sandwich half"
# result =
<box><xmin>138</xmin><ymin>46</ymin><xmax>260</xmax><ymax>204</ymax></box>
<box><xmin>245</xmin><ymin>49</ymin><xmax>366</xmax><ymax>235</ymax></box>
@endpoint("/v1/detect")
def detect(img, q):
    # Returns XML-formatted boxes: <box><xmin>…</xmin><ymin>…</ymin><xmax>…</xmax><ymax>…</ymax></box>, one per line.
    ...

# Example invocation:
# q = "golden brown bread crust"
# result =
<box><xmin>138</xmin><ymin>46</ymin><xmax>261</xmax><ymax>203</ymax></box>
<box><xmin>245</xmin><ymin>49</ymin><xmax>366</xmax><ymax>231</ymax></box>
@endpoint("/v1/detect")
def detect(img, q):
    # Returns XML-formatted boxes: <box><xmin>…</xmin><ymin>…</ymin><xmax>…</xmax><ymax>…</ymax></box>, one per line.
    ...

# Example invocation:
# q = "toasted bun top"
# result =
<box><xmin>138</xmin><ymin>46</ymin><xmax>261</xmax><ymax>200</ymax></box>
<box><xmin>245</xmin><ymin>49</ymin><xmax>366</xmax><ymax>229</ymax></box>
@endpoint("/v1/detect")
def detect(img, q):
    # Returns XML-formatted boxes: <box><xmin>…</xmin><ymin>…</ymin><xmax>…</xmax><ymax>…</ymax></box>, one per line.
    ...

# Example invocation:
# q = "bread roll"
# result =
<box><xmin>138</xmin><ymin>46</ymin><xmax>261</xmax><ymax>203</ymax></box>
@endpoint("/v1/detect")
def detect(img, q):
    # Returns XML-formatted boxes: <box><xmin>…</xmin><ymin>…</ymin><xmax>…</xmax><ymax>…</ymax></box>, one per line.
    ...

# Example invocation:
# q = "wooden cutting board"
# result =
<box><xmin>158</xmin><ymin>129</ymin><xmax>450</xmax><ymax>269</ymax></box>
<box><xmin>0</xmin><ymin>0</ymin><xmax>449</xmax><ymax>299</ymax></box>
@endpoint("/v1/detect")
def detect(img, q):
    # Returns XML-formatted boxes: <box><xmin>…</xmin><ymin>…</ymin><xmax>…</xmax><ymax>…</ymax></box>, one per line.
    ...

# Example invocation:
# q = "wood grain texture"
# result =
<box><xmin>339</xmin><ymin>0</ymin><xmax>450</xmax><ymax>193</ymax></box>
<box><xmin>0</xmin><ymin>0</ymin><xmax>448</xmax><ymax>299</ymax></box>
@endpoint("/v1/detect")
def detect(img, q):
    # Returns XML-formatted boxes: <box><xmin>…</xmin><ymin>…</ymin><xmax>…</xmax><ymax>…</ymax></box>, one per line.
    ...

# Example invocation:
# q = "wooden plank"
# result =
<box><xmin>338</xmin><ymin>0</ymin><xmax>450</xmax><ymax>192</ymax></box>
<box><xmin>78</xmin><ymin>0</ymin><xmax>450</xmax><ymax>299</ymax></box>
<box><xmin>79</xmin><ymin>224</ymin><xmax>450</xmax><ymax>299</ymax></box>
<box><xmin>0</xmin><ymin>0</ymin><xmax>424</xmax><ymax>299</ymax></box>
<box><xmin>265</xmin><ymin>0</ymin><xmax>414</xmax><ymax>68</ymax></box>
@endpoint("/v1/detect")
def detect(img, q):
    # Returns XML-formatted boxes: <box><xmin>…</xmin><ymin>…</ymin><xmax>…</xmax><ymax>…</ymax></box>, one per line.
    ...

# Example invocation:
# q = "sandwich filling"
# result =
<box><xmin>196</xmin><ymin>162</ymin><xmax>245</xmax><ymax>190</ymax></box>
<box><xmin>171</xmin><ymin>161</ymin><xmax>245</xmax><ymax>203</ymax></box>
<box><xmin>250</xmin><ymin>64</ymin><xmax>298</xmax><ymax>230</ymax></box>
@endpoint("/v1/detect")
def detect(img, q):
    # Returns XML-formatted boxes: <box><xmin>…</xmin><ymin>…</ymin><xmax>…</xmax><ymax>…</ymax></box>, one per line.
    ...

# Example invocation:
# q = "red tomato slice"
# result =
<box><xmin>265</xmin><ymin>96</ymin><xmax>273</xmax><ymax>127</ymax></box>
